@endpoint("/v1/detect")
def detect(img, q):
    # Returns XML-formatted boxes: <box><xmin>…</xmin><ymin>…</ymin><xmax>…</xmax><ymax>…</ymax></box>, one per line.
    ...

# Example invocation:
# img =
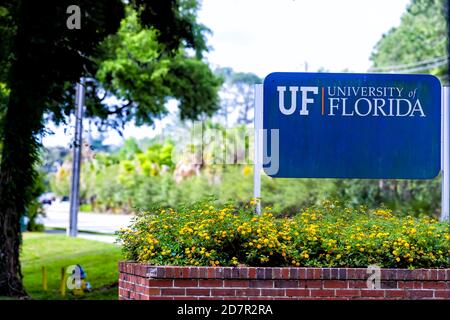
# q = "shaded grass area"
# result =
<box><xmin>21</xmin><ymin>233</ymin><xmax>121</xmax><ymax>300</ymax></box>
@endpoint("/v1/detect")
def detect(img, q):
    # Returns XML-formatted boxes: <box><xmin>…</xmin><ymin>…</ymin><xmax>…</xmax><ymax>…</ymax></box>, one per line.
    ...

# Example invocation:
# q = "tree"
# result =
<box><xmin>370</xmin><ymin>0</ymin><xmax>448</xmax><ymax>84</ymax></box>
<box><xmin>342</xmin><ymin>0</ymin><xmax>449</xmax><ymax>217</ymax></box>
<box><xmin>88</xmin><ymin>8</ymin><xmax>220</xmax><ymax>131</ymax></box>
<box><xmin>0</xmin><ymin>0</ymin><xmax>219</xmax><ymax>297</ymax></box>
<box><xmin>215</xmin><ymin>67</ymin><xmax>261</xmax><ymax>125</ymax></box>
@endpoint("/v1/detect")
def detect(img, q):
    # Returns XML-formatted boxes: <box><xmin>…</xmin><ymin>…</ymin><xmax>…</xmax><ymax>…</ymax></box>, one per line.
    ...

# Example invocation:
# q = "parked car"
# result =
<box><xmin>38</xmin><ymin>192</ymin><xmax>56</xmax><ymax>205</ymax></box>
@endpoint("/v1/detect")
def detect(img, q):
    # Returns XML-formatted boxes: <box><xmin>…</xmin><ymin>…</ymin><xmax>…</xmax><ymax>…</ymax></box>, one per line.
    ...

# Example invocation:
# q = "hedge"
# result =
<box><xmin>118</xmin><ymin>200</ymin><xmax>450</xmax><ymax>268</ymax></box>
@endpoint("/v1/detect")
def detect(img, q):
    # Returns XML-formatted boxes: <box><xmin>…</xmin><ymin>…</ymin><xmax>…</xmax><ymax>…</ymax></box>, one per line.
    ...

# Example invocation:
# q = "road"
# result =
<box><xmin>42</xmin><ymin>201</ymin><xmax>134</xmax><ymax>243</ymax></box>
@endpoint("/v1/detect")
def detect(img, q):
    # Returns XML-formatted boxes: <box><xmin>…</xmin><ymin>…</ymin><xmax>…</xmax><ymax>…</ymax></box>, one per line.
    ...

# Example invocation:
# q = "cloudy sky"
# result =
<box><xmin>43</xmin><ymin>0</ymin><xmax>410</xmax><ymax>147</ymax></box>
<box><xmin>198</xmin><ymin>0</ymin><xmax>410</xmax><ymax>76</ymax></box>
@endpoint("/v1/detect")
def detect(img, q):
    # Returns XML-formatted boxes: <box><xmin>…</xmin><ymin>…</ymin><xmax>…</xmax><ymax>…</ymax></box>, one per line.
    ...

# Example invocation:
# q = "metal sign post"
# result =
<box><xmin>441</xmin><ymin>86</ymin><xmax>450</xmax><ymax>221</ymax></box>
<box><xmin>68</xmin><ymin>80</ymin><xmax>85</xmax><ymax>237</ymax></box>
<box><xmin>253</xmin><ymin>84</ymin><xmax>263</xmax><ymax>215</ymax></box>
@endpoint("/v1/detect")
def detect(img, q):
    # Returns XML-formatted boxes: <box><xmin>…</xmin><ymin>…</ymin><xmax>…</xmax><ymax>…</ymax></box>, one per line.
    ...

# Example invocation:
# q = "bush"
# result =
<box><xmin>79</xmin><ymin>204</ymin><xmax>93</xmax><ymax>212</ymax></box>
<box><xmin>49</xmin><ymin>133</ymin><xmax>443</xmax><ymax>217</ymax></box>
<box><xmin>118</xmin><ymin>200</ymin><xmax>450</xmax><ymax>268</ymax></box>
<box><xmin>25</xmin><ymin>171</ymin><xmax>46</xmax><ymax>232</ymax></box>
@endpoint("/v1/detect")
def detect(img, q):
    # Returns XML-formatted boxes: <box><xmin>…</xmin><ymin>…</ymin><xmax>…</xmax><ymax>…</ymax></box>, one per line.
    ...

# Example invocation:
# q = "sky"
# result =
<box><xmin>198</xmin><ymin>0</ymin><xmax>410</xmax><ymax>76</ymax></box>
<box><xmin>42</xmin><ymin>0</ymin><xmax>410</xmax><ymax>147</ymax></box>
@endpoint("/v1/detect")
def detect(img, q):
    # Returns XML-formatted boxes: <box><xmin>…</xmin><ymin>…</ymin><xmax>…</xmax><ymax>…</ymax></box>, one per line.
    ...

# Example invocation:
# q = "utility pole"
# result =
<box><xmin>68</xmin><ymin>79</ymin><xmax>84</xmax><ymax>237</ymax></box>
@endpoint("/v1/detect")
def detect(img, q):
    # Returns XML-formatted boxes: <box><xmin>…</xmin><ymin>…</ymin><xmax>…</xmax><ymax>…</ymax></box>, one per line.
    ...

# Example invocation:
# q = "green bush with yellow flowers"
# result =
<box><xmin>118</xmin><ymin>200</ymin><xmax>450</xmax><ymax>268</ymax></box>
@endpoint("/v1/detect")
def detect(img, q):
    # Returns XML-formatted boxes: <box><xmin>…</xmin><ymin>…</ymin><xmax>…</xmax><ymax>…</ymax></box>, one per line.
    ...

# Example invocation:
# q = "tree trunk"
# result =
<box><xmin>0</xmin><ymin>90</ymin><xmax>39</xmax><ymax>297</ymax></box>
<box><xmin>0</xmin><ymin>1</ymin><xmax>43</xmax><ymax>296</ymax></box>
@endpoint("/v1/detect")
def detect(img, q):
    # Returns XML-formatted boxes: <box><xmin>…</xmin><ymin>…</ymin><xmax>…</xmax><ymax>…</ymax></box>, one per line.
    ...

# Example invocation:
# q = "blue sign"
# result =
<box><xmin>263</xmin><ymin>72</ymin><xmax>441</xmax><ymax>179</ymax></box>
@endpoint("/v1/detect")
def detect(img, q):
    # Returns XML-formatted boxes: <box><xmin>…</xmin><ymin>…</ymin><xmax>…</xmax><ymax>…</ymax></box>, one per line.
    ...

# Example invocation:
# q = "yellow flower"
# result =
<box><xmin>242</xmin><ymin>166</ymin><xmax>252</xmax><ymax>176</ymax></box>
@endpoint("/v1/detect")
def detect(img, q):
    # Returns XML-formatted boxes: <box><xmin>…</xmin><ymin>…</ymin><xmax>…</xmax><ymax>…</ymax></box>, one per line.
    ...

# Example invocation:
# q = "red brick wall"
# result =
<box><xmin>118</xmin><ymin>262</ymin><xmax>450</xmax><ymax>300</ymax></box>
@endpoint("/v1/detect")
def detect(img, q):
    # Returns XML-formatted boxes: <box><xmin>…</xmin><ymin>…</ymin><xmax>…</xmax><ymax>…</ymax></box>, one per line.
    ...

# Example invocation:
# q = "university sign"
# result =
<box><xmin>262</xmin><ymin>72</ymin><xmax>441</xmax><ymax>179</ymax></box>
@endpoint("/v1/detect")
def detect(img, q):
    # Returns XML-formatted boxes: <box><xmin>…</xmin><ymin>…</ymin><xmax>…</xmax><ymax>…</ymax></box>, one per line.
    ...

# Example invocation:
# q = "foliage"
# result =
<box><xmin>49</xmin><ymin>164</ymin><xmax>71</xmax><ymax>198</ymax></box>
<box><xmin>40</xmin><ymin>146</ymin><xmax>70</xmax><ymax>175</ymax></box>
<box><xmin>118</xmin><ymin>200</ymin><xmax>450</xmax><ymax>268</ymax></box>
<box><xmin>50</xmin><ymin>139</ymin><xmax>176</xmax><ymax>212</ymax></box>
<box><xmin>215</xmin><ymin>67</ymin><xmax>261</xmax><ymax>125</ymax></box>
<box><xmin>24</xmin><ymin>172</ymin><xmax>46</xmax><ymax>232</ymax></box>
<box><xmin>0</xmin><ymin>0</ymin><xmax>219</xmax><ymax>297</ymax></box>
<box><xmin>49</xmin><ymin>126</ymin><xmax>444</xmax><ymax>218</ymax></box>
<box><xmin>370</xmin><ymin>0</ymin><xmax>448</xmax><ymax>83</ymax></box>
<box><xmin>21</xmin><ymin>233</ymin><xmax>121</xmax><ymax>300</ymax></box>
<box><xmin>92</xmin><ymin>8</ymin><xmax>221</xmax><ymax>129</ymax></box>
<box><xmin>0</xmin><ymin>140</ymin><xmax>46</xmax><ymax>232</ymax></box>
<box><xmin>50</xmin><ymin>129</ymin><xmax>336</xmax><ymax>214</ymax></box>
<box><xmin>334</xmin><ymin>179</ymin><xmax>442</xmax><ymax>217</ymax></box>
<box><xmin>0</xmin><ymin>0</ymin><xmax>126</xmax><ymax>297</ymax></box>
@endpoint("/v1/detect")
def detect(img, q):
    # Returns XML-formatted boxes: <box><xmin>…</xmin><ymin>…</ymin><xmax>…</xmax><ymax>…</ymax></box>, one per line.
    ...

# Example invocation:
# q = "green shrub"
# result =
<box><xmin>49</xmin><ymin>133</ymin><xmax>444</xmax><ymax>217</ymax></box>
<box><xmin>25</xmin><ymin>171</ymin><xmax>46</xmax><ymax>232</ymax></box>
<box><xmin>118</xmin><ymin>200</ymin><xmax>450</xmax><ymax>268</ymax></box>
<box><xmin>79</xmin><ymin>204</ymin><xmax>92</xmax><ymax>212</ymax></box>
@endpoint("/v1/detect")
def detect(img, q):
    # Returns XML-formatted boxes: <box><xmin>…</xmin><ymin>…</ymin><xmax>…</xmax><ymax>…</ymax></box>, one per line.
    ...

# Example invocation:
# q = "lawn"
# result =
<box><xmin>21</xmin><ymin>233</ymin><xmax>122</xmax><ymax>300</ymax></box>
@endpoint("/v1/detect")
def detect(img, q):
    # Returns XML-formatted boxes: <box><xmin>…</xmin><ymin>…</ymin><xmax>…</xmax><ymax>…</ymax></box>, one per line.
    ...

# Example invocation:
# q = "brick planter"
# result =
<box><xmin>119</xmin><ymin>262</ymin><xmax>450</xmax><ymax>300</ymax></box>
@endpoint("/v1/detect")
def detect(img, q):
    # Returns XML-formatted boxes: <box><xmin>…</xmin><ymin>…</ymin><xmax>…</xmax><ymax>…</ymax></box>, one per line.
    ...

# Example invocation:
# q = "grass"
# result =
<box><xmin>20</xmin><ymin>232</ymin><xmax>122</xmax><ymax>300</ymax></box>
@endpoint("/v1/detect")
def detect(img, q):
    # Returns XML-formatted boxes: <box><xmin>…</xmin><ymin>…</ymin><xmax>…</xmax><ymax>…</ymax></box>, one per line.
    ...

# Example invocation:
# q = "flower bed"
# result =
<box><xmin>118</xmin><ymin>200</ymin><xmax>449</xmax><ymax>268</ymax></box>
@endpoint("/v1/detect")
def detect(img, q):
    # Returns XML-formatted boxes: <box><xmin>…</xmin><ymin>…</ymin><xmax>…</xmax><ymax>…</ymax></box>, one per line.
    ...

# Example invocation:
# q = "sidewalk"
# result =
<box><xmin>42</xmin><ymin>201</ymin><xmax>133</xmax><ymax>239</ymax></box>
<box><xmin>44</xmin><ymin>229</ymin><xmax>118</xmax><ymax>244</ymax></box>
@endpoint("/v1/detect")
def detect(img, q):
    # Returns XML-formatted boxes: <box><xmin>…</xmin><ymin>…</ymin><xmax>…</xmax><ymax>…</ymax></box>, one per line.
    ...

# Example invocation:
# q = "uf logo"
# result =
<box><xmin>277</xmin><ymin>86</ymin><xmax>318</xmax><ymax>116</ymax></box>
